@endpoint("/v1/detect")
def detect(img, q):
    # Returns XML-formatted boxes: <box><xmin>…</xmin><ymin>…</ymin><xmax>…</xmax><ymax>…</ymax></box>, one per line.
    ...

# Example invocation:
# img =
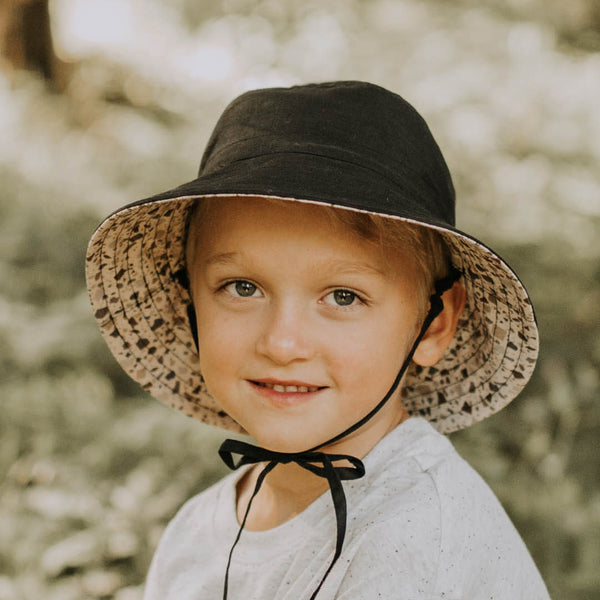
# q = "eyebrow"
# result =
<box><xmin>204</xmin><ymin>252</ymin><xmax>240</xmax><ymax>267</ymax></box>
<box><xmin>204</xmin><ymin>252</ymin><xmax>387</xmax><ymax>277</ymax></box>
<box><xmin>319</xmin><ymin>259</ymin><xmax>387</xmax><ymax>278</ymax></box>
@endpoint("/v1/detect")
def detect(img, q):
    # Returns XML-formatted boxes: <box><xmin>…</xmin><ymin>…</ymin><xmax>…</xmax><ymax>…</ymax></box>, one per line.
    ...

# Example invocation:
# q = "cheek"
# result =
<box><xmin>196</xmin><ymin>329</ymin><xmax>246</xmax><ymax>424</ymax></box>
<box><xmin>195</xmin><ymin>303</ymin><xmax>239</xmax><ymax>390</ymax></box>
<box><xmin>327</xmin><ymin>318</ymin><xmax>412</xmax><ymax>402</ymax></box>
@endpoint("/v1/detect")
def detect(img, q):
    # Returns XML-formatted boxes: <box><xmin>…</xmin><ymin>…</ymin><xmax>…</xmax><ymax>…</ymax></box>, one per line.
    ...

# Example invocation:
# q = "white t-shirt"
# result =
<box><xmin>144</xmin><ymin>417</ymin><xmax>551</xmax><ymax>599</ymax></box>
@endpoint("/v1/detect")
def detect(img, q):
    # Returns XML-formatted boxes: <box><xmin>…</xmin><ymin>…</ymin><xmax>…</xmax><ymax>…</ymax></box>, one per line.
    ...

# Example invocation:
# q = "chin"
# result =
<box><xmin>250</xmin><ymin>427</ymin><xmax>325</xmax><ymax>454</ymax></box>
<box><xmin>254</xmin><ymin>437</ymin><xmax>312</xmax><ymax>454</ymax></box>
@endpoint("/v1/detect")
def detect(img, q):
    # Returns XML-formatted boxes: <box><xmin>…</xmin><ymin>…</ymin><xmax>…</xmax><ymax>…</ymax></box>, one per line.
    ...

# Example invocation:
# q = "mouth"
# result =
<box><xmin>249</xmin><ymin>380</ymin><xmax>327</xmax><ymax>396</ymax></box>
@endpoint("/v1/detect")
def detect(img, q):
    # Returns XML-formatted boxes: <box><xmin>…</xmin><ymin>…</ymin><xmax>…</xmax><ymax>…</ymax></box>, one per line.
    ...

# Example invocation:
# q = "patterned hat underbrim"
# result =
<box><xmin>86</xmin><ymin>194</ymin><xmax>539</xmax><ymax>435</ymax></box>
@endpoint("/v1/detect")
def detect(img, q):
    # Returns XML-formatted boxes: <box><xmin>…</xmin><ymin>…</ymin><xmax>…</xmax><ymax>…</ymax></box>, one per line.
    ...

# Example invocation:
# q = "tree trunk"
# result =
<box><xmin>0</xmin><ymin>0</ymin><xmax>70</xmax><ymax>90</ymax></box>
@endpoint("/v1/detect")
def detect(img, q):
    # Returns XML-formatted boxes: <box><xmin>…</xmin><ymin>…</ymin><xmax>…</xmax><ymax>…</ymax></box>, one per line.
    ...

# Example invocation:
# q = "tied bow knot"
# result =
<box><xmin>219</xmin><ymin>439</ymin><xmax>366</xmax><ymax>480</ymax></box>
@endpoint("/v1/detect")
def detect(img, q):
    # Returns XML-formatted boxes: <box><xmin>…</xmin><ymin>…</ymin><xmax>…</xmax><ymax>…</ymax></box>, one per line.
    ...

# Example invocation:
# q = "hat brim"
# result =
<box><xmin>86</xmin><ymin>182</ymin><xmax>538</xmax><ymax>435</ymax></box>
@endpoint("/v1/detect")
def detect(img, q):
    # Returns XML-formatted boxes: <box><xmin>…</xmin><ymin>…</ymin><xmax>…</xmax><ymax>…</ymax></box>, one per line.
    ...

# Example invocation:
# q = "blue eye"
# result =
<box><xmin>330</xmin><ymin>289</ymin><xmax>357</xmax><ymax>306</ymax></box>
<box><xmin>224</xmin><ymin>280</ymin><xmax>258</xmax><ymax>297</ymax></box>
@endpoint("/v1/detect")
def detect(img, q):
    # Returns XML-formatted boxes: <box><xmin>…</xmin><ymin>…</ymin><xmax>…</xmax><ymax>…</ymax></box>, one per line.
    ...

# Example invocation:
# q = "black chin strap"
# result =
<box><xmin>218</xmin><ymin>267</ymin><xmax>462</xmax><ymax>599</ymax></box>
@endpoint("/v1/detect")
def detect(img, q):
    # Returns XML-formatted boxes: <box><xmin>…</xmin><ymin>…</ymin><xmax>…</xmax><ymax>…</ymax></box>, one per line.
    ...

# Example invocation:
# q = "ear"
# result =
<box><xmin>413</xmin><ymin>282</ymin><xmax>466</xmax><ymax>367</ymax></box>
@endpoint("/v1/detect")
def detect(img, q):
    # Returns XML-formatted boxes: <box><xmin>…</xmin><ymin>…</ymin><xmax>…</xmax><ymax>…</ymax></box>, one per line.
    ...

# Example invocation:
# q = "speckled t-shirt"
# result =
<box><xmin>143</xmin><ymin>417</ymin><xmax>550</xmax><ymax>599</ymax></box>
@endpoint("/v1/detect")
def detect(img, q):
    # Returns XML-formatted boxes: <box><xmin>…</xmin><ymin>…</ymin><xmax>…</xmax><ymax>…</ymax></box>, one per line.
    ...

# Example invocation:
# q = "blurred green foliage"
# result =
<box><xmin>1</xmin><ymin>0</ymin><xmax>599</xmax><ymax>598</ymax></box>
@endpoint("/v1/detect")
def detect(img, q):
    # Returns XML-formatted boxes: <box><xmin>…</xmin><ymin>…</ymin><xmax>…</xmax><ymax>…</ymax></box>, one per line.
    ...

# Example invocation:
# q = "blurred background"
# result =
<box><xmin>1</xmin><ymin>0</ymin><xmax>599</xmax><ymax>598</ymax></box>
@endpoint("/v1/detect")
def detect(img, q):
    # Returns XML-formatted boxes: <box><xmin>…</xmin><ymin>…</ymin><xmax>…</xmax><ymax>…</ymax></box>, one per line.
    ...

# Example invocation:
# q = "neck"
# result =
<box><xmin>236</xmin><ymin>404</ymin><xmax>409</xmax><ymax>531</ymax></box>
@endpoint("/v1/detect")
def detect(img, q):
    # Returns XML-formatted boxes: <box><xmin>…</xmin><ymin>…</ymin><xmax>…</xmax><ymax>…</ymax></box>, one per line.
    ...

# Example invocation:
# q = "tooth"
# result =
<box><xmin>298</xmin><ymin>386</ymin><xmax>308</xmax><ymax>392</ymax></box>
<box><xmin>273</xmin><ymin>384</ymin><xmax>285</xmax><ymax>392</ymax></box>
<box><xmin>287</xmin><ymin>386</ymin><xmax>298</xmax><ymax>392</ymax></box>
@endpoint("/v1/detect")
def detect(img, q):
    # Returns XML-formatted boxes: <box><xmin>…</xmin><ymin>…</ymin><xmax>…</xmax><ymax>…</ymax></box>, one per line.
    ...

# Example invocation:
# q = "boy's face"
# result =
<box><xmin>188</xmin><ymin>198</ymin><xmax>423</xmax><ymax>454</ymax></box>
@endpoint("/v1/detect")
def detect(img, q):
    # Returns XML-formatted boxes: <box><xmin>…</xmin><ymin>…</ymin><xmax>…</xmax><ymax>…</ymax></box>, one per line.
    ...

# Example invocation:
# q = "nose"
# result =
<box><xmin>255</xmin><ymin>301</ymin><xmax>314</xmax><ymax>365</ymax></box>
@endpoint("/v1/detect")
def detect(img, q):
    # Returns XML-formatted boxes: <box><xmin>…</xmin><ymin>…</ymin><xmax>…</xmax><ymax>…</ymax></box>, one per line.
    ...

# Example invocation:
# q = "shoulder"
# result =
<box><xmin>143</xmin><ymin>469</ymin><xmax>243</xmax><ymax>599</ymax></box>
<box><xmin>348</xmin><ymin>417</ymin><xmax>470</xmax><ymax>532</ymax></box>
<box><xmin>356</xmin><ymin>417</ymin><xmax>517</xmax><ymax>530</ymax></box>
<box><xmin>338</xmin><ymin>419</ymin><xmax>550</xmax><ymax>598</ymax></box>
<box><xmin>158</xmin><ymin>466</ymin><xmax>245</xmax><ymax>545</ymax></box>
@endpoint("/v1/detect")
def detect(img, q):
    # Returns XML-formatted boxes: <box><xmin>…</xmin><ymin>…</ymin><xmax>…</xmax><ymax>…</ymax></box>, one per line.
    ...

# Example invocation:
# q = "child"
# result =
<box><xmin>86</xmin><ymin>81</ymin><xmax>550</xmax><ymax>599</ymax></box>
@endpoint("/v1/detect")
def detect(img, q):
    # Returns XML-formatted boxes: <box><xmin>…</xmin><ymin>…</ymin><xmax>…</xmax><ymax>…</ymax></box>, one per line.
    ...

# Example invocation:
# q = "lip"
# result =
<box><xmin>247</xmin><ymin>379</ymin><xmax>327</xmax><ymax>407</ymax></box>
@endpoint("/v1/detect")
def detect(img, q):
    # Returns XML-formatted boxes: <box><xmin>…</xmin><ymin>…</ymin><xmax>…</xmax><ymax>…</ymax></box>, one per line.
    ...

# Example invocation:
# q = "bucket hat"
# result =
<box><xmin>86</xmin><ymin>80</ymin><xmax>539</xmax><ymax>435</ymax></box>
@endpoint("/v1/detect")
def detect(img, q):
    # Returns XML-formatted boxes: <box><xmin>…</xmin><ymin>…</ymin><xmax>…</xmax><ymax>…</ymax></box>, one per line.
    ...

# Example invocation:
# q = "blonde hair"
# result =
<box><xmin>186</xmin><ymin>197</ymin><xmax>451</xmax><ymax>314</ymax></box>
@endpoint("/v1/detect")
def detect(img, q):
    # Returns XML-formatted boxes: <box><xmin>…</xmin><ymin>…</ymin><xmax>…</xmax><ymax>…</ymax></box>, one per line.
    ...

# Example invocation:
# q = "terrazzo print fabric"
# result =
<box><xmin>86</xmin><ymin>194</ymin><xmax>538</xmax><ymax>435</ymax></box>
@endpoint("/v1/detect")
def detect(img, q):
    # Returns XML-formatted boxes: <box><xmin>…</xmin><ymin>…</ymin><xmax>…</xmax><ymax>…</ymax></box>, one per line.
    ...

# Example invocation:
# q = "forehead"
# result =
<box><xmin>188</xmin><ymin>197</ymin><xmax>418</xmax><ymax>276</ymax></box>
<box><xmin>187</xmin><ymin>198</ymin><xmax>419</xmax><ymax>285</ymax></box>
